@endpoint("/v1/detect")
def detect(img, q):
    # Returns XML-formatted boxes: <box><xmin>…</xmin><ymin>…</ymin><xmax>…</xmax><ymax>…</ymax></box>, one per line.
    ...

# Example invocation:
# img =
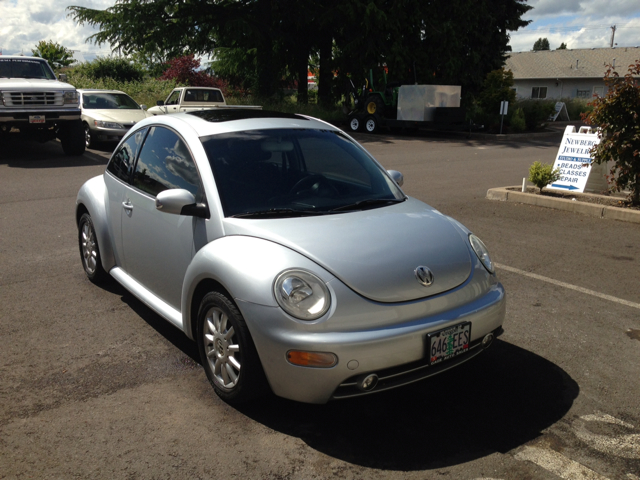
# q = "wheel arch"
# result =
<box><xmin>76</xmin><ymin>175</ymin><xmax>116</xmax><ymax>273</ymax></box>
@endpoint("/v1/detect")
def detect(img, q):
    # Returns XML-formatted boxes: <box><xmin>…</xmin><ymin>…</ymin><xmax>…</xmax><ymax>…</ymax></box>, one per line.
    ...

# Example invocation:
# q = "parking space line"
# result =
<box><xmin>515</xmin><ymin>446</ymin><xmax>610</xmax><ymax>480</ymax></box>
<box><xmin>495</xmin><ymin>263</ymin><xmax>640</xmax><ymax>310</ymax></box>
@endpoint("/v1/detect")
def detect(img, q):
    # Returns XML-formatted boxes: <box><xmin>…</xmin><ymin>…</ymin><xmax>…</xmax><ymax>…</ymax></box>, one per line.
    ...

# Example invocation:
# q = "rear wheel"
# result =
<box><xmin>197</xmin><ymin>291</ymin><xmax>269</xmax><ymax>404</ymax></box>
<box><xmin>364</xmin><ymin>115</ymin><xmax>379</xmax><ymax>133</ymax></box>
<box><xmin>365</xmin><ymin>96</ymin><xmax>385</xmax><ymax>115</ymax></box>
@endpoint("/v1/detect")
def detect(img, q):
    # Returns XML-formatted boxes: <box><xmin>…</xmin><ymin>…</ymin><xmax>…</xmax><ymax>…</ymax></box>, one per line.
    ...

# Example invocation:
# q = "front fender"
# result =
<box><xmin>76</xmin><ymin>175</ymin><xmax>115</xmax><ymax>272</ymax></box>
<box><xmin>181</xmin><ymin>235</ymin><xmax>336</xmax><ymax>339</ymax></box>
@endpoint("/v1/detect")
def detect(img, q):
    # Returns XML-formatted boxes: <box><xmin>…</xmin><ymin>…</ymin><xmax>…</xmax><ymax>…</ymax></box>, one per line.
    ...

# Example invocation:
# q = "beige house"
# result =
<box><xmin>505</xmin><ymin>47</ymin><xmax>640</xmax><ymax>100</ymax></box>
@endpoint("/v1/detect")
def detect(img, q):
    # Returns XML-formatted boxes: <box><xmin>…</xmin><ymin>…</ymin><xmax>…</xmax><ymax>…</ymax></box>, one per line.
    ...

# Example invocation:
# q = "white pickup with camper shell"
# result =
<box><xmin>147</xmin><ymin>87</ymin><xmax>261</xmax><ymax>115</ymax></box>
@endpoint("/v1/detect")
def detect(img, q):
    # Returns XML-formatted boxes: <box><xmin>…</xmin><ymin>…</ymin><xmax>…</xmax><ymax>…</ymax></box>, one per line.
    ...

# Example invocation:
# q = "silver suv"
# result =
<box><xmin>0</xmin><ymin>56</ymin><xmax>85</xmax><ymax>156</ymax></box>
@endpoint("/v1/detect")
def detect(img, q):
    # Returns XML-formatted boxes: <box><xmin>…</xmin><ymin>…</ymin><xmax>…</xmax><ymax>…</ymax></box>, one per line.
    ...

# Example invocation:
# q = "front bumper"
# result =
<box><xmin>237</xmin><ymin>266</ymin><xmax>506</xmax><ymax>404</ymax></box>
<box><xmin>88</xmin><ymin>124</ymin><xmax>132</xmax><ymax>143</ymax></box>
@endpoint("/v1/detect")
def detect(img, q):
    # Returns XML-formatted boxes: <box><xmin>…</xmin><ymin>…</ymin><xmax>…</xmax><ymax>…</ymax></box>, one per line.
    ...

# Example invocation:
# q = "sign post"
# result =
<box><xmin>548</xmin><ymin>126</ymin><xmax>600</xmax><ymax>193</ymax></box>
<box><xmin>499</xmin><ymin>101</ymin><xmax>509</xmax><ymax>134</ymax></box>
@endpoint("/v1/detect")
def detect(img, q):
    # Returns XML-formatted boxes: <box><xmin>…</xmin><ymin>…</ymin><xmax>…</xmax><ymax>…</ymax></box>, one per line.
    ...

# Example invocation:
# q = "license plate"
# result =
<box><xmin>428</xmin><ymin>322</ymin><xmax>471</xmax><ymax>365</ymax></box>
<box><xmin>29</xmin><ymin>115</ymin><xmax>45</xmax><ymax>124</ymax></box>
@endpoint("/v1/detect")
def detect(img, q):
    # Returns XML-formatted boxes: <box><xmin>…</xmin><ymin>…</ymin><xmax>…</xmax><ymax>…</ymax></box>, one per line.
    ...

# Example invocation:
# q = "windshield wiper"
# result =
<box><xmin>230</xmin><ymin>208</ymin><xmax>323</xmax><ymax>218</ymax></box>
<box><xmin>330</xmin><ymin>198</ymin><xmax>406</xmax><ymax>212</ymax></box>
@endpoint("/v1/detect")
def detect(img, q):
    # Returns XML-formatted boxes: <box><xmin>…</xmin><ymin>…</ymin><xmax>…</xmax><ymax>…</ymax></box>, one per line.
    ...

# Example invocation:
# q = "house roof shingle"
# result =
<box><xmin>505</xmin><ymin>47</ymin><xmax>640</xmax><ymax>79</ymax></box>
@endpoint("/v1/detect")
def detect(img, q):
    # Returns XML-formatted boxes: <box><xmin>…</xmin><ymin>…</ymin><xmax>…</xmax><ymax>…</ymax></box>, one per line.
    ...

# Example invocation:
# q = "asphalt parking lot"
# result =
<box><xmin>1</xmin><ymin>130</ymin><xmax>639</xmax><ymax>479</ymax></box>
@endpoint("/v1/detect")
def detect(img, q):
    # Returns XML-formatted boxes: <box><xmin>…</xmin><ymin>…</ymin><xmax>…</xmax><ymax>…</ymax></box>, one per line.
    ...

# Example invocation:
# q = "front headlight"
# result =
<box><xmin>274</xmin><ymin>269</ymin><xmax>330</xmax><ymax>320</ymax></box>
<box><xmin>95</xmin><ymin>120</ymin><xmax>125</xmax><ymax>129</ymax></box>
<box><xmin>63</xmin><ymin>90</ymin><xmax>79</xmax><ymax>105</ymax></box>
<box><xmin>469</xmin><ymin>234</ymin><xmax>495</xmax><ymax>273</ymax></box>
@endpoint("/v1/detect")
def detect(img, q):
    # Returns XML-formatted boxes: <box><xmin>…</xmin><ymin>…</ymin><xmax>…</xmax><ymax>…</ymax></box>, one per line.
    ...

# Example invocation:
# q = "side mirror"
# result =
<box><xmin>140</xmin><ymin>104</ymin><xmax>147</xmax><ymax>111</ymax></box>
<box><xmin>387</xmin><ymin>169</ymin><xmax>404</xmax><ymax>187</ymax></box>
<box><xmin>58</xmin><ymin>73</ymin><xmax>68</xmax><ymax>82</ymax></box>
<box><xmin>156</xmin><ymin>100</ymin><xmax>165</xmax><ymax>106</ymax></box>
<box><xmin>155</xmin><ymin>189</ymin><xmax>209</xmax><ymax>218</ymax></box>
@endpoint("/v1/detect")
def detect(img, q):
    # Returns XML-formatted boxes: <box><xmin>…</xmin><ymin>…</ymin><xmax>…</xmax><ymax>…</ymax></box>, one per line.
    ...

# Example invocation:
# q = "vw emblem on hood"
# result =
<box><xmin>414</xmin><ymin>266</ymin><xmax>434</xmax><ymax>287</ymax></box>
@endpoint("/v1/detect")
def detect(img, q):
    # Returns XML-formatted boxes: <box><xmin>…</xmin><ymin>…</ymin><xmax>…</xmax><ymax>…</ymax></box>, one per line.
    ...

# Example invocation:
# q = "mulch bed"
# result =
<box><xmin>507</xmin><ymin>186</ymin><xmax>640</xmax><ymax>211</ymax></box>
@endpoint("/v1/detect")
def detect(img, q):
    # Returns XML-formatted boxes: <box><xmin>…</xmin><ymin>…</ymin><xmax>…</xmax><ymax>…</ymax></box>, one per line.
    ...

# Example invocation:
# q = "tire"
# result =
<box><xmin>60</xmin><ymin>120</ymin><xmax>86</xmax><ymax>156</ymax></box>
<box><xmin>78</xmin><ymin>213</ymin><xmax>109</xmax><ymax>284</ymax></box>
<box><xmin>348</xmin><ymin>116</ymin><xmax>361</xmax><ymax>132</ymax></box>
<box><xmin>197</xmin><ymin>291</ymin><xmax>269</xmax><ymax>405</ymax></box>
<box><xmin>84</xmin><ymin>123</ymin><xmax>93</xmax><ymax>149</ymax></box>
<box><xmin>365</xmin><ymin>95</ymin><xmax>384</xmax><ymax>115</ymax></box>
<box><xmin>364</xmin><ymin>115</ymin><xmax>379</xmax><ymax>133</ymax></box>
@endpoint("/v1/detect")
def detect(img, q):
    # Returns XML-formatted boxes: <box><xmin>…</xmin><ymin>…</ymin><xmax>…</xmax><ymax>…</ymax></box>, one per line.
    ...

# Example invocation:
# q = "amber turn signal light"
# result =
<box><xmin>286</xmin><ymin>350</ymin><xmax>338</xmax><ymax>368</ymax></box>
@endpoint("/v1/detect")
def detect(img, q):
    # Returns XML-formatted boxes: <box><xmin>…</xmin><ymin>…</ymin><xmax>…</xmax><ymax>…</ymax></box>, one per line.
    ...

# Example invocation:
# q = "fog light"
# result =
<box><xmin>286</xmin><ymin>350</ymin><xmax>337</xmax><ymax>368</ymax></box>
<box><xmin>357</xmin><ymin>374</ymin><xmax>378</xmax><ymax>391</ymax></box>
<box><xmin>482</xmin><ymin>333</ymin><xmax>494</xmax><ymax>348</ymax></box>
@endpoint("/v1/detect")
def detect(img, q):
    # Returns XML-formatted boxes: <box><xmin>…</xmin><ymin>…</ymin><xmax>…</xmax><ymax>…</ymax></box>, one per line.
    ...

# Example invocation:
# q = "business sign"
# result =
<box><xmin>548</xmin><ymin>126</ymin><xmax>600</xmax><ymax>193</ymax></box>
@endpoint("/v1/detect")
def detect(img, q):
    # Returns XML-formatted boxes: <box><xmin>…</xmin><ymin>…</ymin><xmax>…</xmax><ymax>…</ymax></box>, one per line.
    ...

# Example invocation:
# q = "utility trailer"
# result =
<box><xmin>347</xmin><ymin>76</ymin><xmax>465</xmax><ymax>134</ymax></box>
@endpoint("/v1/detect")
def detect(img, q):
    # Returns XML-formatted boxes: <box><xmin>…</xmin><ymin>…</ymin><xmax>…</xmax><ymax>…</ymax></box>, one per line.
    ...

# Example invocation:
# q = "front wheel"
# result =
<box><xmin>197</xmin><ymin>291</ymin><xmax>269</xmax><ymax>404</ymax></box>
<box><xmin>78</xmin><ymin>213</ymin><xmax>109</xmax><ymax>283</ymax></box>
<box><xmin>84</xmin><ymin>123</ymin><xmax>94</xmax><ymax>149</ymax></box>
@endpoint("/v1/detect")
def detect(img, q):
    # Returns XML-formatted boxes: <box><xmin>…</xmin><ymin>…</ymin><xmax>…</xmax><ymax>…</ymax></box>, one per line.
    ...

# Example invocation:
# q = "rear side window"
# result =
<box><xmin>132</xmin><ymin>126</ymin><xmax>200</xmax><ymax>197</ymax></box>
<box><xmin>106</xmin><ymin>128</ymin><xmax>147</xmax><ymax>182</ymax></box>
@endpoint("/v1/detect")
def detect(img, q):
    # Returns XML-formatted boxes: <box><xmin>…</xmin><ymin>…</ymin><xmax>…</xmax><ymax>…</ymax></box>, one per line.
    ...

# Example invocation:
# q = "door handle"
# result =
<box><xmin>122</xmin><ymin>200</ymin><xmax>133</xmax><ymax>211</ymax></box>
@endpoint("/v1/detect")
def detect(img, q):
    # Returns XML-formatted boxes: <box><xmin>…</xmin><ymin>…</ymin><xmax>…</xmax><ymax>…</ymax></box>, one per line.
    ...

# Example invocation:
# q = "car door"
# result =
<box><xmin>104</xmin><ymin>128</ymin><xmax>148</xmax><ymax>266</ymax></box>
<box><xmin>162</xmin><ymin>89</ymin><xmax>182</xmax><ymax>115</ymax></box>
<box><xmin>121</xmin><ymin>125</ymin><xmax>205</xmax><ymax>309</ymax></box>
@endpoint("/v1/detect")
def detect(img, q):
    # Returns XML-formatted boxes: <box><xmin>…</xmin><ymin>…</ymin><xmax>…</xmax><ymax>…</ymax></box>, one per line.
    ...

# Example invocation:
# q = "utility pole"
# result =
<box><xmin>610</xmin><ymin>25</ymin><xmax>617</xmax><ymax>48</ymax></box>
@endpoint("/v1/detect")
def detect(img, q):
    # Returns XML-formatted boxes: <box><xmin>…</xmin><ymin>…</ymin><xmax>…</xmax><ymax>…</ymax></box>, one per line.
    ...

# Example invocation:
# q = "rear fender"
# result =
<box><xmin>181</xmin><ymin>235</ymin><xmax>335</xmax><ymax>340</ymax></box>
<box><xmin>76</xmin><ymin>175</ymin><xmax>116</xmax><ymax>272</ymax></box>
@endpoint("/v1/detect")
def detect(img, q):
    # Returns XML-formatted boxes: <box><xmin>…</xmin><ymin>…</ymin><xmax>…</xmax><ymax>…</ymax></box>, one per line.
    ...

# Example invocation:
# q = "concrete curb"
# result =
<box><xmin>486</xmin><ymin>186</ymin><xmax>640</xmax><ymax>224</ymax></box>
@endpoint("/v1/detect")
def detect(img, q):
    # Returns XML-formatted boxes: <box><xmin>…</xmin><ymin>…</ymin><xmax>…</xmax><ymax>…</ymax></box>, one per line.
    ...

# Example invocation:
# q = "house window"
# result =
<box><xmin>577</xmin><ymin>89</ymin><xmax>591</xmax><ymax>98</ymax></box>
<box><xmin>531</xmin><ymin>87</ymin><xmax>547</xmax><ymax>99</ymax></box>
<box><xmin>593</xmin><ymin>86</ymin><xmax>604</xmax><ymax>97</ymax></box>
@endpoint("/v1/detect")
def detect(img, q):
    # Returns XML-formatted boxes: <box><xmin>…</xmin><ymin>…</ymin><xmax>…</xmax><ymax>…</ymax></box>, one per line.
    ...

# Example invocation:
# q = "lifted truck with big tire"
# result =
<box><xmin>0</xmin><ymin>56</ymin><xmax>85</xmax><ymax>156</ymax></box>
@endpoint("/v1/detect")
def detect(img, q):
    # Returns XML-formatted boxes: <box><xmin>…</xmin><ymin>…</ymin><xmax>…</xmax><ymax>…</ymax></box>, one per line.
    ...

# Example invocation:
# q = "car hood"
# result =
<box><xmin>82</xmin><ymin>109</ymin><xmax>149</xmax><ymax>124</ymax></box>
<box><xmin>0</xmin><ymin>78</ymin><xmax>76</xmax><ymax>90</ymax></box>
<box><xmin>223</xmin><ymin>198</ymin><xmax>472</xmax><ymax>303</ymax></box>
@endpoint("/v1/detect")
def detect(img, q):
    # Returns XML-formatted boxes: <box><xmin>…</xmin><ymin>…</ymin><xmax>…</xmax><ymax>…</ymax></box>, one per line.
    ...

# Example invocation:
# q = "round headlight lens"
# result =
<box><xmin>274</xmin><ymin>270</ymin><xmax>330</xmax><ymax>320</ymax></box>
<box><xmin>469</xmin><ymin>234</ymin><xmax>495</xmax><ymax>273</ymax></box>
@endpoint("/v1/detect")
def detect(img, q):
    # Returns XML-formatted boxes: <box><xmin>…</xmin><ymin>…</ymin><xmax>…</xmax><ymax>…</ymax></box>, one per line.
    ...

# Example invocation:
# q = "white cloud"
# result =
<box><xmin>0</xmin><ymin>0</ymin><xmax>115</xmax><ymax>58</ymax></box>
<box><xmin>509</xmin><ymin>1</ymin><xmax>640</xmax><ymax>52</ymax></box>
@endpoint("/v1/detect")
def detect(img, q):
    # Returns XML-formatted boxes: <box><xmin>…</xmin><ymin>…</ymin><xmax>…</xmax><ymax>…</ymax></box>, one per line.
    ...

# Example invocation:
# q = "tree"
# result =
<box><xmin>160</xmin><ymin>54</ymin><xmax>228</xmax><ymax>92</ymax></box>
<box><xmin>557</xmin><ymin>42</ymin><xmax>567</xmax><ymax>50</ymax></box>
<box><xmin>583</xmin><ymin>60</ymin><xmax>640</xmax><ymax>205</ymax></box>
<box><xmin>68</xmin><ymin>0</ymin><xmax>532</xmax><ymax>102</ymax></box>
<box><xmin>31</xmin><ymin>40</ymin><xmax>74</xmax><ymax>70</ymax></box>
<box><xmin>533</xmin><ymin>38</ymin><xmax>550</xmax><ymax>51</ymax></box>
<box><xmin>478</xmin><ymin>68</ymin><xmax>516</xmax><ymax>116</ymax></box>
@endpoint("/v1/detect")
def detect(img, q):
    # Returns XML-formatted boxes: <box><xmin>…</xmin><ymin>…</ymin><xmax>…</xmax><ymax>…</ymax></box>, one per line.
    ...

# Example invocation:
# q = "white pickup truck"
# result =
<box><xmin>147</xmin><ymin>86</ymin><xmax>261</xmax><ymax>115</ymax></box>
<box><xmin>0</xmin><ymin>56</ymin><xmax>85</xmax><ymax>155</ymax></box>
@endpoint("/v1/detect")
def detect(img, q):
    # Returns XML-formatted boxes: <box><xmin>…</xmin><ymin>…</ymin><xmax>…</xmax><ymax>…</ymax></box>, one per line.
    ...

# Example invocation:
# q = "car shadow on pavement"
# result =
<box><xmin>0</xmin><ymin>137</ymin><xmax>109</xmax><ymax>167</ymax></box>
<box><xmin>237</xmin><ymin>339</ymin><xmax>579</xmax><ymax>471</ymax></box>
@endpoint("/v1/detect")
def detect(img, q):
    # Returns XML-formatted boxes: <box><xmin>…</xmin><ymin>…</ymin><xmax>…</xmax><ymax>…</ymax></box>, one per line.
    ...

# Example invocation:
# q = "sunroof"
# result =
<box><xmin>188</xmin><ymin>109</ymin><xmax>309</xmax><ymax>123</ymax></box>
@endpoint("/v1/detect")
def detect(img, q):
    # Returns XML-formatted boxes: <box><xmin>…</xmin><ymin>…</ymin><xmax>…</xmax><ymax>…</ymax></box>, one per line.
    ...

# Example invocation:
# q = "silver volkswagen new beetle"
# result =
<box><xmin>76</xmin><ymin>109</ymin><xmax>505</xmax><ymax>405</ymax></box>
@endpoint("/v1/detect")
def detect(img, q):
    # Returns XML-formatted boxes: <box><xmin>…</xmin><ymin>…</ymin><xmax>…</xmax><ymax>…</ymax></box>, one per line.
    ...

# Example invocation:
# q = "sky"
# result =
<box><xmin>1</xmin><ymin>0</ymin><xmax>640</xmax><ymax>60</ymax></box>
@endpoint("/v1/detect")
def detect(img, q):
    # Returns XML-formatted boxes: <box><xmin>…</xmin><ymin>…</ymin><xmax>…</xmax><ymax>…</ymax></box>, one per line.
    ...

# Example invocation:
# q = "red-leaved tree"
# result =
<box><xmin>584</xmin><ymin>60</ymin><xmax>640</xmax><ymax>205</ymax></box>
<box><xmin>160</xmin><ymin>55</ymin><xmax>228</xmax><ymax>95</ymax></box>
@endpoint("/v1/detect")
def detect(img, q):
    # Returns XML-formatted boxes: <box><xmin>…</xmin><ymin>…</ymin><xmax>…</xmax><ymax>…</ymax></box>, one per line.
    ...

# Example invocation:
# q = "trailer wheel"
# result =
<box><xmin>348</xmin><ymin>116</ymin><xmax>361</xmax><ymax>132</ymax></box>
<box><xmin>364</xmin><ymin>115</ymin><xmax>378</xmax><ymax>134</ymax></box>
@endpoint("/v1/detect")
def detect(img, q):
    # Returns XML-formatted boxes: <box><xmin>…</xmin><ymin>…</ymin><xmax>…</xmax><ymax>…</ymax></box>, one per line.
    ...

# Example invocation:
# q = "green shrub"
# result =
<box><xmin>66</xmin><ymin>72</ymin><xmax>179</xmax><ymax>109</ymax></box>
<box><xmin>515</xmin><ymin>100</ymin><xmax>556</xmax><ymax>130</ymax></box>
<box><xmin>73</xmin><ymin>57</ymin><xmax>145</xmax><ymax>83</ymax></box>
<box><xmin>510</xmin><ymin>107</ymin><xmax>526</xmax><ymax>132</ymax></box>
<box><xmin>562</xmin><ymin>98</ymin><xmax>593</xmax><ymax>121</ymax></box>
<box><xmin>529</xmin><ymin>161</ymin><xmax>560</xmax><ymax>192</ymax></box>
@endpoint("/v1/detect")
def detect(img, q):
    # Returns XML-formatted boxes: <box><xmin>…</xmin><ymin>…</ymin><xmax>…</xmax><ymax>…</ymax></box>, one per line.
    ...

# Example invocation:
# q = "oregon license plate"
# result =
<box><xmin>428</xmin><ymin>322</ymin><xmax>471</xmax><ymax>365</ymax></box>
<box><xmin>29</xmin><ymin>115</ymin><xmax>45</xmax><ymax>124</ymax></box>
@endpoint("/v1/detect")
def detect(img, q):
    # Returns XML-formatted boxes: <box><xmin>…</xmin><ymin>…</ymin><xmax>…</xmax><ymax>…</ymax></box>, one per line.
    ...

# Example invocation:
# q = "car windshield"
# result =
<box><xmin>201</xmin><ymin>129</ymin><xmax>405</xmax><ymax>218</ymax></box>
<box><xmin>0</xmin><ymin>58</ymin><xmax>56</xmax><ymax>79</ymax></box>
<box><xmin>83</xmin><ymin>93</ymin><xmax>140</xmax><ymax>110</ymax></box>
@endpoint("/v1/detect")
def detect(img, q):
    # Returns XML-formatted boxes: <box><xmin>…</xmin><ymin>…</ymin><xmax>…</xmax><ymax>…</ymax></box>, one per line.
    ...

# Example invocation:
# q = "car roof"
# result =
<box><xmin>0</xmin><ymin>55</ymin><xmax>47</xmax><ymax>61</ymax></box>
<box><xmin>135</xmin><ymin>109</ymin><xmax>340</xmax><ymax>137</ymax></box>
<box><xmin>77</xmin><ymin>89</ymin><xmax>127</xmax><ymax>95</ymax></box>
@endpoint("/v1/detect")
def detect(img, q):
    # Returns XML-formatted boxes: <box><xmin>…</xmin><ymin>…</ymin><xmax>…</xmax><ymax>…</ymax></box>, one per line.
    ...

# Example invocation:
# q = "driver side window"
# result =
<box><xmin>166</xmin><ymin>90</ymin><xmax>181</xmax><ymax>105</ymax></box>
